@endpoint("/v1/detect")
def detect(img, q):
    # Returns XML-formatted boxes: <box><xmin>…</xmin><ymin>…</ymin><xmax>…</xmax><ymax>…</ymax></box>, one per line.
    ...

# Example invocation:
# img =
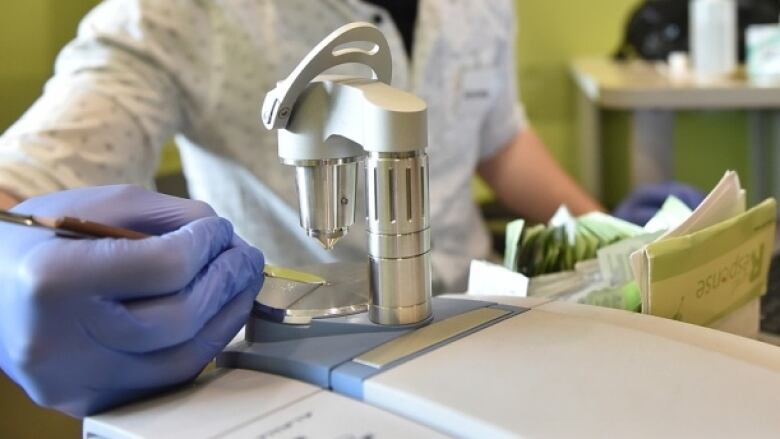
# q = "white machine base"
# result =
<box><xmin>85</xmin><ymin>296</ymin><xmax>780</xmax><ymax>438</ymax></box>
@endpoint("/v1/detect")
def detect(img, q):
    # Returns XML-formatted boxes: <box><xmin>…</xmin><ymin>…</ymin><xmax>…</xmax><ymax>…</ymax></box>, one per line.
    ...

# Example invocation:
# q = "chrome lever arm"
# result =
<box><xmin>261</xmin><ymin>22</ymin><xmax>392</xmax><ymax>130</ymax></box>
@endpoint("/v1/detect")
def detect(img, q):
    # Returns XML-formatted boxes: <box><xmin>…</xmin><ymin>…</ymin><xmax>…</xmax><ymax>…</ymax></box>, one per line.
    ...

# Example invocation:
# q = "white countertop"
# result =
<box><xmin>571</xmin><ymin>58</ymin><xmax>780</xmax><ymax>110</ymax></box>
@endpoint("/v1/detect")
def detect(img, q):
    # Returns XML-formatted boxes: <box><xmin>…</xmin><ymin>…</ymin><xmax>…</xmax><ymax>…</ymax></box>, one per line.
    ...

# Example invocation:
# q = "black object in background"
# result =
<box><xmin>761</xmin><ymin>250</ymin><xmax>780</xmax><ymax>335</ymax></box>
<box><xmin>363</xmin><ymin>0</ymin><xmax>419</xmax><ymax>59</ymax></box>
<box><xmin>616</xmin><ymin>0</ymin><xmax>780</xmax><ymax>61</ymax></box>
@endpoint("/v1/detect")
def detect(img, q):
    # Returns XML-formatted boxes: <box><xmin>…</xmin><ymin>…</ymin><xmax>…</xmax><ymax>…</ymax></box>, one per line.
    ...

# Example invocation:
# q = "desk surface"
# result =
<box><xmin>571</xmin><ymin>58</ymin><xmax>780</xmax><ymax>110</ymax></box>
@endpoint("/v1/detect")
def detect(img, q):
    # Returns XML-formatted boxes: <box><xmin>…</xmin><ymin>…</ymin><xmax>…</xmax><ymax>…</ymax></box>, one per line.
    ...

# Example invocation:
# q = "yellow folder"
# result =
<box><xmin>640</xmin><ymin>198</ymin><xmax>776</xmax><ymax>325</ymax></box>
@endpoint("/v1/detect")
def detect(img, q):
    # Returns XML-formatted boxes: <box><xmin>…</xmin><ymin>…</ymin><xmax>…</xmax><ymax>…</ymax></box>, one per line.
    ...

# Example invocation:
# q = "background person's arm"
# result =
<box><xmin>0</xmin><ymin>190</ymin><xmax>20</xmax><ymax>209</ymax></box>
<box><xmin>471</xmin><ymin>1</ymin><xmax>602</xmax><ymax>225</ymax></box>
<box><xmin>478</xmin><ymin>128</ymin><xmax>603</xmax><ymax>224</ymax></box>
<box><xmin>0</xmin><ymin>1</ymin><xmax>212</xmax><ymax>200</ymax></box>
<box><xmin>467</xmin><ymin>19</ymin><xmax>603</xmax><ymax>225</ymax></box>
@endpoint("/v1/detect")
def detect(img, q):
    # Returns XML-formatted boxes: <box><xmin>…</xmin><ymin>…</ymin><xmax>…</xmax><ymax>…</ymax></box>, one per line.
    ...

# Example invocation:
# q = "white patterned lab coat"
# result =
<box><xmin>0</xmin><ymin>0</ymin><xmax>526</xmax><ymax>292</ymax></box>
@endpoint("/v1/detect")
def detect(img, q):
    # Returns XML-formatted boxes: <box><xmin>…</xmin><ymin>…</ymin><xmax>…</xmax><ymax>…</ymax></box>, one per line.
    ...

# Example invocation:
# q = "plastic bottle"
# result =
<box><xmin>690</xmin><ymin>0</ymin><xmax>737</xmax><ymax>81</ymax></box>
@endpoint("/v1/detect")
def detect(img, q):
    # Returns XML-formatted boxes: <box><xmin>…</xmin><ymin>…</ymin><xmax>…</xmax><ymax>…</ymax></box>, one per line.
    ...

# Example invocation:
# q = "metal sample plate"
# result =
<box><xmin>255</xmin><ymin>262</ymin><xmax>369</xmax><ymax>324</ymax></box>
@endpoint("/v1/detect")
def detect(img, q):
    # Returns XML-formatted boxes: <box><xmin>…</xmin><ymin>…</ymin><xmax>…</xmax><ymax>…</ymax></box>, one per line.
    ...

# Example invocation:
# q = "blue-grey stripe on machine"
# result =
<box><xmin>218</xmin><ymin>298</ymin><xmax>526</xmax><ymax>394</ymax></box>
<box><xmin>330</xmin><ymin>304</ymin><xmax>526</xmax><ymax>400</ymax></box>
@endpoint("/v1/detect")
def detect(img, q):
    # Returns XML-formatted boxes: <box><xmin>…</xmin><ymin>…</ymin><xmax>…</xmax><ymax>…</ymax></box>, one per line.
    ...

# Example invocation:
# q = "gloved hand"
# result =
<box><xmin>613</xmin><ymin>181</ymin><xmax>705</xmax><ymax>226</ymax></box>
<box><xmin>0</xmin><ymin>185</ymin><xmax>264</xmax><ymax>417</ymax></box>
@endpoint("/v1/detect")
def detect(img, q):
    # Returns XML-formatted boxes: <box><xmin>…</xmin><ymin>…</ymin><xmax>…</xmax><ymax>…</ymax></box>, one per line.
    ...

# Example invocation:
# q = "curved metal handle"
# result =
<box><xmin>261</xmin><ymin>22</ymin><xmax>392</xmax><ymax>130</ymax></box>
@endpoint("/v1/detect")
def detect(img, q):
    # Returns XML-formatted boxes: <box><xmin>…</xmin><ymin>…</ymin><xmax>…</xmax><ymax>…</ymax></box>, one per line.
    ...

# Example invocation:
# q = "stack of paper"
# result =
<box><xmin>467</xmin><ymin>259</ymin><xmax>529</xmax><ymax>297</ymax></box>
<box><xmin>630</xmin><ymin>171</ymin><xmax>776</xmax><ymax>325</ymax></box>
<box><xmin>499</xmin><ymin>203</ymin><xmax>681</xmax><ymax>311</ymax></box>
<box><xmin>503</xmin><ymin>206</ymin><xmax>644</xmax><ymax>277</ymax></box>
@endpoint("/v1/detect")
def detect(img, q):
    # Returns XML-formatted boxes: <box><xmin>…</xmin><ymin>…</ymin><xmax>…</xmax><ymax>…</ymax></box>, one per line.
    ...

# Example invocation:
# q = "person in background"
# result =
<box><xmin>0</xmin><ymin>0</ymin><xmax>701</xmax><ymax>418</ymax></box>
<box><xmin>0</xmin><ymin>0</ymin><xmax>601</xmax><ymax>293</ymax></box>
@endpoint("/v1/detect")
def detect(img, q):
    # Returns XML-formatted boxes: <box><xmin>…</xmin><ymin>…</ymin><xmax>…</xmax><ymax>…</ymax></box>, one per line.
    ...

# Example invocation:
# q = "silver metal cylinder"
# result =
<box><xmin>291</xmin><ymin>158</ymin><xmax>360</xmax><ymax>250</ymax></box>
<box><xmin>365</xmin><ymin>151</ymin><xmax>432</xmax><ymax>325</ymax></box>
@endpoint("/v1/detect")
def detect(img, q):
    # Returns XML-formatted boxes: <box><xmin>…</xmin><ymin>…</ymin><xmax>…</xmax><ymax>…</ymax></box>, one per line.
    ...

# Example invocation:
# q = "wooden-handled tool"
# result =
<box><xmin>0</xmin><ymin>209</ymin><xmax>327</xmax><ymax>285</ymax></box>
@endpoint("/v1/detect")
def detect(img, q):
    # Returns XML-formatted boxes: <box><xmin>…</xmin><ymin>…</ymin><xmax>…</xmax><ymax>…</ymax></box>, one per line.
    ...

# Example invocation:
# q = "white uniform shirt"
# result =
<box><xmin>0</xmin><ymin>0</ymin><xmax>525</xmax><ymax>292</ymax></box>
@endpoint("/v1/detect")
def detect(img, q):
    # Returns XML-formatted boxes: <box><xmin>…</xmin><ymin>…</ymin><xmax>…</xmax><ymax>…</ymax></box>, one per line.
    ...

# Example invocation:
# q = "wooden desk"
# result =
<box><xmin>571</xmin><ymin>58</ymin><xmax>780</xmax><ymax>204</ymax></box>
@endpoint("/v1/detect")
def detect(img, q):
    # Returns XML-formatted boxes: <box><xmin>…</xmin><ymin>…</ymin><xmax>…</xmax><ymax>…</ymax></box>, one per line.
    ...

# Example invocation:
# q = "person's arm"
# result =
<box><xmin>0</xmin><ymin>0</ymin><xmax>212</xmax><ymax>200</ymax></box>
<box><xmin>0</xmin><ymin>190</ymin><xmax>19</xmax><ymax>209</ymax></box>
<box><xmin>478</xmin><ymin>128</ymin><xmax>603</xmax><ymax>223</ymax></box>
<box><xmin>472</xmin><ymin>1</ymin><xmax>601</xmax><ymax>224</ymax></box>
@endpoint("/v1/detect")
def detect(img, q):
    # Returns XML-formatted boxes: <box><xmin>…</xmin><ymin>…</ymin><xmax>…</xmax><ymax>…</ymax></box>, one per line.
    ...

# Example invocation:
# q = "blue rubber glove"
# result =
<box><xmin>613</xmin><ymin>182</ymin><xmax>706</xmax><ymax>226</ymax></box>
<box><xmin>0</xmin><ymin>185</ymin><xmax>264</xmax><ymax>417</ymax></box>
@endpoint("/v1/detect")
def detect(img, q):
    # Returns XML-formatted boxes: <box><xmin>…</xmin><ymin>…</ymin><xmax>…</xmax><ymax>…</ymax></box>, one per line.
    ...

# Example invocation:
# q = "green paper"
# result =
<box><xmin>504</xmin><ymin>219</ymin><xmax>525</xmax><ymax>270</ymax></box>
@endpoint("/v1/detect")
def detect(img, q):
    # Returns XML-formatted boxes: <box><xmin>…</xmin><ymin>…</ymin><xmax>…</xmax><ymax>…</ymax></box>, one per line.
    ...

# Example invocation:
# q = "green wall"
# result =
<box><xmin>1</xmin><ymin>1</ymin><xmax>54</xmax><ymax>131</ymax></box>
<box><xmin>675</xmin><ymin>112</ymin><xmax>752</xmax><ymax>198</ymax></box>
<box><xmin>0</xmin><ymin>0</ymin><xmax>99</xmax><ymax>131</ymax></box>
<box><xmin>515</xmin><ymin>0</ymin><xmax>642</xmax><ymax>175</ymax></box>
